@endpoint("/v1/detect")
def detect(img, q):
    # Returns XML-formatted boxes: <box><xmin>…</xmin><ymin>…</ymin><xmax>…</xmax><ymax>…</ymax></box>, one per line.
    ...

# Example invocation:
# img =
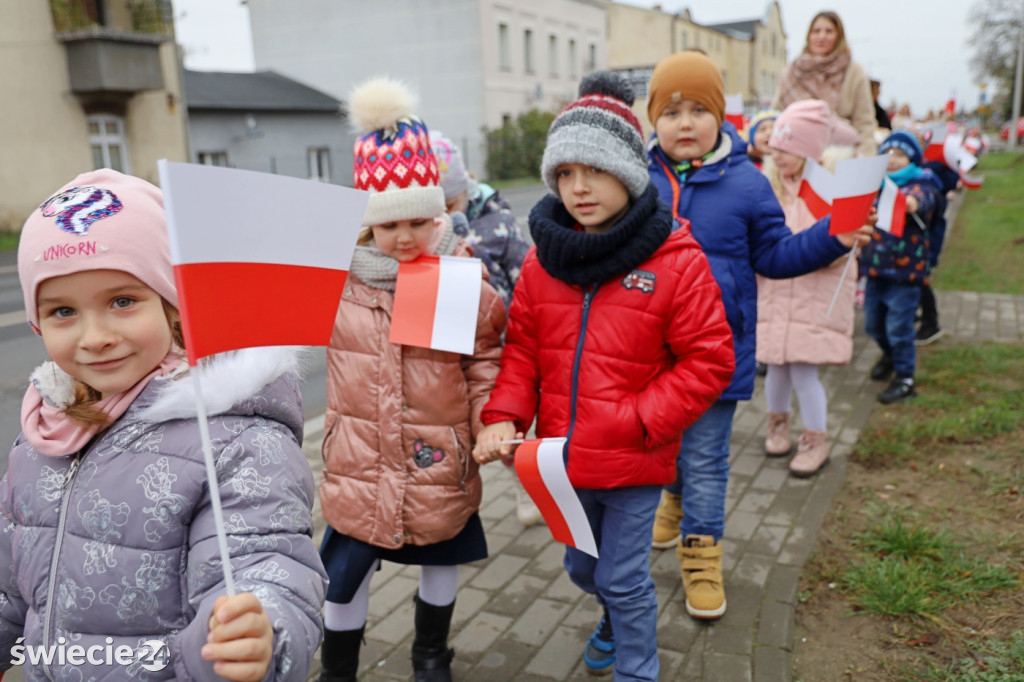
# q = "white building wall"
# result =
<box><xmin>480</xmin><ymin>0</ymin><xmax>605</xmax><ymax>134</ymax></box>
<box><xmin>247</xmin><ymin>0</ymin><xmax>488</xmax><ymax>178</ymax></box>
<box><xmin>247</xmin><ymin>0</ymin><xmax>605</xmax><ymax>181</ymax></box>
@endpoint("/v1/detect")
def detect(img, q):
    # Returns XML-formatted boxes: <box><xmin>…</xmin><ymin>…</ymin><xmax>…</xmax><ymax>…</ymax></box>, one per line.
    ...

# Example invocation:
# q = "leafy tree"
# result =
<box><xmin>484</xmin><ymin>108</ymin><xmax>557</xmax><ymax>181</ymax></box>
<box><xmin>968</xmin><ymin>0</ymin><xmax>1024</xmax><ymax>118</ymax></box>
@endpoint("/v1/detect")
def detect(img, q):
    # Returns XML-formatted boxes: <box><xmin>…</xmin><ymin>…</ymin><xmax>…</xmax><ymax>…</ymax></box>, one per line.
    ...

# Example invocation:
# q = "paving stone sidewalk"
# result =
<box><xmin>302</xmin><ymin>284</ymin><xmax>1024</xmax><ymax>682</ymax></box>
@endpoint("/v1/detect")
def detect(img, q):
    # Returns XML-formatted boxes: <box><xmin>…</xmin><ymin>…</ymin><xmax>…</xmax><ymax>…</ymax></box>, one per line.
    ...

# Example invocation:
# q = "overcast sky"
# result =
<box><xmin>173</xmin><ymin>0</ymin><xmax>987</xmax><ymax>117</ymax></box>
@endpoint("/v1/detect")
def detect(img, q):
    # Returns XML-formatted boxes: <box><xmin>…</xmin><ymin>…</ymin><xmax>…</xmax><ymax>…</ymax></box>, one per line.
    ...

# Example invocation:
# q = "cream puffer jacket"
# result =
<box><xmin>320</xmin><ymin>252</ymin><xmax>506</xmax><ymax>550</ymax></box>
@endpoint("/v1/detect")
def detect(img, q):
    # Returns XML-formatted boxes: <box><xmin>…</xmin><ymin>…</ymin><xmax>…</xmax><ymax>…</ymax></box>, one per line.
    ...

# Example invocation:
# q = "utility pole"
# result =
<box><xmin>1011</xmin><ymin>1</ymin><xmax>1024</xmax><ymax>147</ymax></box>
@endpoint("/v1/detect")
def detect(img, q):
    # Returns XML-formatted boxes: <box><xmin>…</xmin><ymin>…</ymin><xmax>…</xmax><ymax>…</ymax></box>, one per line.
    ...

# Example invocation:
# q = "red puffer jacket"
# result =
<box><xmin>482</xmin><ymin>226</ymin><xmax>734</xmax><ymax>489</ymax></box>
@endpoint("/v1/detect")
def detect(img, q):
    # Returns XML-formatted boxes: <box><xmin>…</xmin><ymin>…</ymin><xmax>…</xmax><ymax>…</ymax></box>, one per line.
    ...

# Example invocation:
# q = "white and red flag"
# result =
<box><xmin>798</xmin><ymin>159</ymin><xmax>834</xmax><ymax>220</ymax></box>
<box><xmin>875</xmin><ymin>177</ymin><xmax>906</xmax><ymax>237</ymax></box>
<box><xmin>159</xmin><ymin>161</ymin><xmax>366</xmax><ymax>365</ymax></box>
<box><xmin>959</xmin><ymin>170</ymin><xmax>984</xmax><ymax>190</ymax></box>
<box><xmin>390</xmin><ymin>255</ymin><xmax>482</xmax><ymax>355</ymax></box>
<box><xmin>514</xmin><ymin>438</ymin><xmax>598</xmax><ymax>558</ymax></box>
<box><xmin>944</xmin><ymin>88</ymin><xmax>956</xmax><ymax>116</ymax></box>
<box><xmin>942</xmin><ymin>134</ymin><xmax>979</xmax><ymax>173</ymax></box>
<box><xmin>829</xmin><ymin>155</ymin><xmax>890</xmax><ymax>235</ymax></box>
<box><xmin>158</xmin><ymin>160</ymin><xmax>368</xmax><ymax>598</ymax></box>
<box><xmin>922</xmin><ymin>124</ymin><xmax>948</xmax><ymax>163</ymax></box>
<box><xmin>725</xmin><ymin>93</ymin><xmax>746</xmax><ymax>133</ymax></box>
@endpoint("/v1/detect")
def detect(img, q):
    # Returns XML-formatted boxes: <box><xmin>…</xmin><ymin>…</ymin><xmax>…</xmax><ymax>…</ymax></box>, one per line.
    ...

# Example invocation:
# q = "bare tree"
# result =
<box><xmin>969</xmin><ymin>0</ymin><xmax>1024</xmax><ymax>117</ymax></box>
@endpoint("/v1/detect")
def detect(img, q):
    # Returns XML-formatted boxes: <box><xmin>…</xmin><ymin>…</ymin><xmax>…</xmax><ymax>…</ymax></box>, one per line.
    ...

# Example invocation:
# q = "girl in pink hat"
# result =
<box><xmin>756</xmin><ymin>99</ymin><xmax>862</xmax><ymax>477</ymax></box>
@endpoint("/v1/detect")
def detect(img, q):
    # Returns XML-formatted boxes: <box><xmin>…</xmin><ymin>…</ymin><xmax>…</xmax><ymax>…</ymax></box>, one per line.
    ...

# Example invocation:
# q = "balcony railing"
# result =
<box><xmin>50</xmin><ymin>0</ymin><xmax>172</xmax><ymax>36</ymax></box>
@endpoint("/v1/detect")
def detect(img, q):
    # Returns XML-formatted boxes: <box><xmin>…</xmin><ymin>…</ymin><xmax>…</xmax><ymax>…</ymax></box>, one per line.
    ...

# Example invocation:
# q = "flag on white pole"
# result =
<box><xmin>875</xmin><ymin>177</ymin><xmax>906</xmax><ymax>237</ymax></box>
<box><xmin>798</xmin><ymin>159</ymin><xmax>834</xmax><ymax>220</ymax></box>
<box><xmin>829</xmin><ymin>155</ymin><xmax>889</xmax><ymax>235</ymax></box>
<box><xmin>159</xmin><ymin>161</ymin><xmax>367</xmax><ymax>365</ymax></box>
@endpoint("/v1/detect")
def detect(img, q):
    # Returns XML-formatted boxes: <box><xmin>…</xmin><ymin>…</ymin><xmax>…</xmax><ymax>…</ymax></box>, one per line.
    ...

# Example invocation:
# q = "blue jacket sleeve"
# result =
<box><xmin>747</xmin><ymin>176</ymin><xmax>849</xmax><ymax>279</ymax></box>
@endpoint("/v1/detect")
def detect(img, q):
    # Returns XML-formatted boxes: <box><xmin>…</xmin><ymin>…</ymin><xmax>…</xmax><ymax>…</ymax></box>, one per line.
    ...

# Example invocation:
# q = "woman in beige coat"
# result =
<box><xmin>318</xmin><ymin>77</ymin><xmax>506</xmax><ymax>682</ymax></box>
<box><xmin>756</xmin><ymin>100</ymin><xmax>861</xmax><ymax>477</ymax></box>
<box><xmin>773</xmin><ymin>10</ymin><xmax>877</xmax><ymax>157</ymax></box>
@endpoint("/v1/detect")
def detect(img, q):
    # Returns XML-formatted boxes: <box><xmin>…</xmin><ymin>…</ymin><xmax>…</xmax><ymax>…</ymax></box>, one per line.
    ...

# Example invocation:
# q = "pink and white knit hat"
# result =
<box><xmin>350</xmin><ymin>77</ymin><xmax>445</xmax><ymax>227</ymax></box>
<box><xmin>17</xmin><ymin>169</ymin><xmax>177</xmax><ymax>331</ymax></box>
<box><xmin>769</xmin><ymin>99</ymin><xmax>861</xmax><ymax>162</ymax></box>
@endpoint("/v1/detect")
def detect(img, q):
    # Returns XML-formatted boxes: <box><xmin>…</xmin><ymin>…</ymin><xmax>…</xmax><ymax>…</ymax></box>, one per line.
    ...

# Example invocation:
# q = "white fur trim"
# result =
<box><xmin>349</xmin><ymin>77</ymin><xmax>417</xmax><ymax>134</ymax></box>
<box><xmin>362</xmin><ymin>186</ymin><xmax>445</xmax><ymax>226</ymax></box>
<box><xmin>137</xmin><ymin>346</ymin><xmax>304</xmax><ymax>423</ymax></box>
<box><xmin>29</xmin><ymin>362</ymin><xmax>77</xmax><ymax>408</ymax></box>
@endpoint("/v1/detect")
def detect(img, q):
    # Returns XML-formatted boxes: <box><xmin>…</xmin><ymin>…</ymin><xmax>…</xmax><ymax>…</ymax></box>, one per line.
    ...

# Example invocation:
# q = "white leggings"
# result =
<box><xmin>764</xmin><ymin>362</ymin><xmax>828</xmax><ymax>432</ymax></box>
<box><xmin>323</xmin><ymin>561</ymin><xmax>460</xmax><ymax>632</ymax></box>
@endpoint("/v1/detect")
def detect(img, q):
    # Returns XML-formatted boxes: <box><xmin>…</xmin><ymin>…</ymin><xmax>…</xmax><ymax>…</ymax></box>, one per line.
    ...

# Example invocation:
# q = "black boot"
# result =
<box><xmin>319</xmin><ymin>626</ymin><xmax>364</xmax><ymax>682</ymax></box>
<box><xmin>411</xmin><ymin>595</ymin><xmax>455</xmax><ymax>682</ymax></box>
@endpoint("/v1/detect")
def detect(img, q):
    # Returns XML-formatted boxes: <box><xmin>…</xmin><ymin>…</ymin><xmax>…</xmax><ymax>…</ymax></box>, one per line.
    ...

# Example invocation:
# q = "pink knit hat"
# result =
<box><xmin>18</xmin><ymin>169</ymin><xmax>177</xmax><ymax>331</ymax></box>
<box><xmin>769</xmin><ymin>99</ymin><xmax>861</xmax><ymax>161</ymax></box>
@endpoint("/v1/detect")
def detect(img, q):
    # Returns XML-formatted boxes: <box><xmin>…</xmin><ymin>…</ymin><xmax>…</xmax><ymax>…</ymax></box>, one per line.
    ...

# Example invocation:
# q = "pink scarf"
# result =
<box><xmin>20</xmin><ymin>352</ymin><xmax>185</xmax><ymax>457</ymax></box>
<box><xmin>777</xmin><ymin>51</ymin><xmax>851</xmax><ymax>114</ymax></box>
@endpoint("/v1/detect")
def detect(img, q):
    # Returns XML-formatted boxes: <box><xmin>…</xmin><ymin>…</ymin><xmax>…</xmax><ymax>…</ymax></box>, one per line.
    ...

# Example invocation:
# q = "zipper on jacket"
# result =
<box><xmin>565</xmin><ymin>284</ymin><xmax>598</xmax><ymax>462</ymax></box>
<box><xmin>42</xmin><ymin>452</ymin><xmax>82</xmax><ymax>682</ymax></box>
<box><xmin>452</xmin><ymin>427</ymin><xmax>468</xmax><ymax>493</ymax></box>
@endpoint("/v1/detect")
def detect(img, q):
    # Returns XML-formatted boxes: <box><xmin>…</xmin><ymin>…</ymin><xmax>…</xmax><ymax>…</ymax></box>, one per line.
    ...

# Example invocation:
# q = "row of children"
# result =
<box><xmin>0</xmin><ymin>51</ymin><xmax>935</xmax><ymax>682</ymax></box>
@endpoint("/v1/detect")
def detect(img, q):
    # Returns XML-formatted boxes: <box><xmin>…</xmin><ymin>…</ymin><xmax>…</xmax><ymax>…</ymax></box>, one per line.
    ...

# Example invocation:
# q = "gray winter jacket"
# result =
<box><xmin>0</xmin><ymin>347</ymin><xmax>327</xmax><ymax>681</ymax></box>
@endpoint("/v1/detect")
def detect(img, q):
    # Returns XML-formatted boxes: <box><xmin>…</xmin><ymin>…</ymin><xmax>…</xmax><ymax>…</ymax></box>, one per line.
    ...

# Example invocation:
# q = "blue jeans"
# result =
<box><xmin>564</xmin><ymin>486</ymin><xmax>662</xmax><ymax>682</ymax></box>
<box><xmin>665</xmin><ymin>399</ymin><xmax>736</xmax><ymax>542</ymax></box>
<box><xmin>864</xmin><ymin>278</ymin><xmax>921</xmax><ymax>378</ymax></box>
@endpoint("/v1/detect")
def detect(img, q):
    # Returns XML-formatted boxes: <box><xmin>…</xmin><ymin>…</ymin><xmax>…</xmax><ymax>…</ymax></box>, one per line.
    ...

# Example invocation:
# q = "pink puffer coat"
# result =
<box><xmin>756</xmin><ymin>194</ymin><xmax>857</xmax><ymax>366</ymax></box>
<box><xmin>320</xmin><ymin>251</ymin><xmax>506</xmax><ymax>550</ymax></box>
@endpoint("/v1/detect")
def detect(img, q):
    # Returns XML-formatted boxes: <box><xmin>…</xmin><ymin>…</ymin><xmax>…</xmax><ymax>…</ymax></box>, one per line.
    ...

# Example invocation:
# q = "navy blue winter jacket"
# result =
<box><xmin>647</xmin><ymin>123</ymin><xmax>850</xmax><ymax>400</ymax></box>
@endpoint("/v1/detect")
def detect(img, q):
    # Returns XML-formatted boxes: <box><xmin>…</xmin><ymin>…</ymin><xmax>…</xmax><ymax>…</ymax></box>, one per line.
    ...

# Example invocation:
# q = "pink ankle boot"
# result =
<box><xmin>789</xmin><ymin>429</ymin><xmax>829</xmax><ymax>477</ymax></box>
<box><xmin>764</xmin><ymin>412</ymin><xmax>793</xmax><ymax>456</ymax></box>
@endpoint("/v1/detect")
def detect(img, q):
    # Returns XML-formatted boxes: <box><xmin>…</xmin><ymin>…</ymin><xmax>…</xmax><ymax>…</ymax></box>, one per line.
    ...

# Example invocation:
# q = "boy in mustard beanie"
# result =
<box><xmin>645</xmin><ymin>51</ymin><xmax>873</xmax><ymax>621</ymax></box>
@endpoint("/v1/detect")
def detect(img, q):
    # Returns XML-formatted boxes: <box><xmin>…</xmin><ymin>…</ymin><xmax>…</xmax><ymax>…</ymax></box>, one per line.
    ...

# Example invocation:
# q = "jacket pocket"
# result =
<box><xmin>452</xmin><ymin>427</ymin><xmax>469</xmax><ymax>493</ymax></box>
<box><xmin>321</xmin><ymin>415</ymin><xmax>340</xmax><ymax>463</ymax></box>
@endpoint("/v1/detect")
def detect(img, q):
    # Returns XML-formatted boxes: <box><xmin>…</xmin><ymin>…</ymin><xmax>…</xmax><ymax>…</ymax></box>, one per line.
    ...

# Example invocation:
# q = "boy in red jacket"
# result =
<box><xmin>473</xmin><ymin>72</ymin><xmax>734</xmax><ymax>681</ymax></box>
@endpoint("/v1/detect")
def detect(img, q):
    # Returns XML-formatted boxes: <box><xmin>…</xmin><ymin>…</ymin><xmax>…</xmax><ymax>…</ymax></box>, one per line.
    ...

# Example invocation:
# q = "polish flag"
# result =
<box><xmin>922</xmin><ymin>125</ymin><xmax>948</xmax><ymax>163</ymax></box>
<box><xmin>944</xmin><ymin>89</ymin><xmax>956</xmax><ymax>116</ymax></box>
<box><xmin>829</xmin><ymin>155</ymin><xmax>890</xmax><ymax>235</ymax></box>
<box><xmin>875</xmin><ymin>177</ymin><xmax>906</xmax><ymax>237</ymax></box>
<box><xmin>390</xmin><ymin>255</ymin><xmax>482</xmax><ymax>355</ymax></box>
<box><xmin>514</xmin><ymin>438</ymin><xmax>598</xmax><ymax>558</ymax></box>
<box><xmin>942</xmin><ymin>134</ymin><xmax>978</xmax><ymax>173</ymax></box>
<box><xmin>159</xmin><ymin>161</ymin><xmax>367</xmax><ymax>365</ymax></box>
<box><xmin>959</xmin><ymin>170</ymin><xmax>984</xmax><ymax>190</ymax></box>
<box><xmin>725</xmin><ymin>93</ymin><xmax>746</xmax><ymax>133</ymax></box>
<box><xmin>798</xmin><ymin>159</ymin><xmax>834</xmax><ymax>220</ymax></box>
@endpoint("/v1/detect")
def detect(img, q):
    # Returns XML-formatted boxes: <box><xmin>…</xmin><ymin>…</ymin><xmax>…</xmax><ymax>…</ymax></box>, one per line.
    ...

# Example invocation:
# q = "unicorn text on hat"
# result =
<box><xmin>41</xmin><ymin>241</ymin><xmax>99</xmax><ymax>261</ymax></box>
<box><xmin>39</xmin><ymin>185</ymin><xmax>123</xmax><ymax>235</ymax></box>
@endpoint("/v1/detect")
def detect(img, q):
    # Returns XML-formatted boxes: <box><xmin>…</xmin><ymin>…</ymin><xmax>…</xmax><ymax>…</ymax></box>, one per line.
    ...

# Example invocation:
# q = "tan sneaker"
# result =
<box><xmin>788</xmin><ymin>428</ymin><xmax>829</xmax><ymax>478</ymax></box>
<box><xmin>764</xmin><ymin>412</ymin><xmax>793</xmax><ymax>456</ymax></box>
<box><xmin>676</xmin><ymin>535</ymin><xmax>726</xmax><ymax>619</ymax></box>
<box><xmin>651</xmin><ymin>491</ymin><xmax>683</xmax><ymax>549</ymax></box>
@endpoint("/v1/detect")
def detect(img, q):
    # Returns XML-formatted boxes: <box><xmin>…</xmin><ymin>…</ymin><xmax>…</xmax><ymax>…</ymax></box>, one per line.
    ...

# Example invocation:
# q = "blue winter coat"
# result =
<box><xmin>647</xmin><ymin>123</ymin><xmax>850</xmax><ymax>400</ymax></box>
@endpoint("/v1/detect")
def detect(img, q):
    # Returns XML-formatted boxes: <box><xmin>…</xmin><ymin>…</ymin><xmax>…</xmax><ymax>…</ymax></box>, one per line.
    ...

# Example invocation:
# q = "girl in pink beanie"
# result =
<box><xmin>756</xmin><ymin>99</ymin><xmax>862</xmax><ymax>477</ymax></box>
<box><xmin>6</xmin><ymin>169</ymin><xmax>327</xmax><ymax>680</ymax></box>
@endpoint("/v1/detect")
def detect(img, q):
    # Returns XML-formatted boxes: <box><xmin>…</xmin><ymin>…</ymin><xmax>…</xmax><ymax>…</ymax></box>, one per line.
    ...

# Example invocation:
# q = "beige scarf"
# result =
<box><xmin>777</xmin><ymin>51</ymin><xmax>851</xmax><ymax>114</ymax></box>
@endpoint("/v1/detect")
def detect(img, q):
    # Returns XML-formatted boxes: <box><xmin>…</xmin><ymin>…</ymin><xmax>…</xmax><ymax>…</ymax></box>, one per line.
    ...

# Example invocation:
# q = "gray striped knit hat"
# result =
<box><xmin>541</xmin><ymin>71</ymin><xmax>649</xmax><ymax>199</ymax></box>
